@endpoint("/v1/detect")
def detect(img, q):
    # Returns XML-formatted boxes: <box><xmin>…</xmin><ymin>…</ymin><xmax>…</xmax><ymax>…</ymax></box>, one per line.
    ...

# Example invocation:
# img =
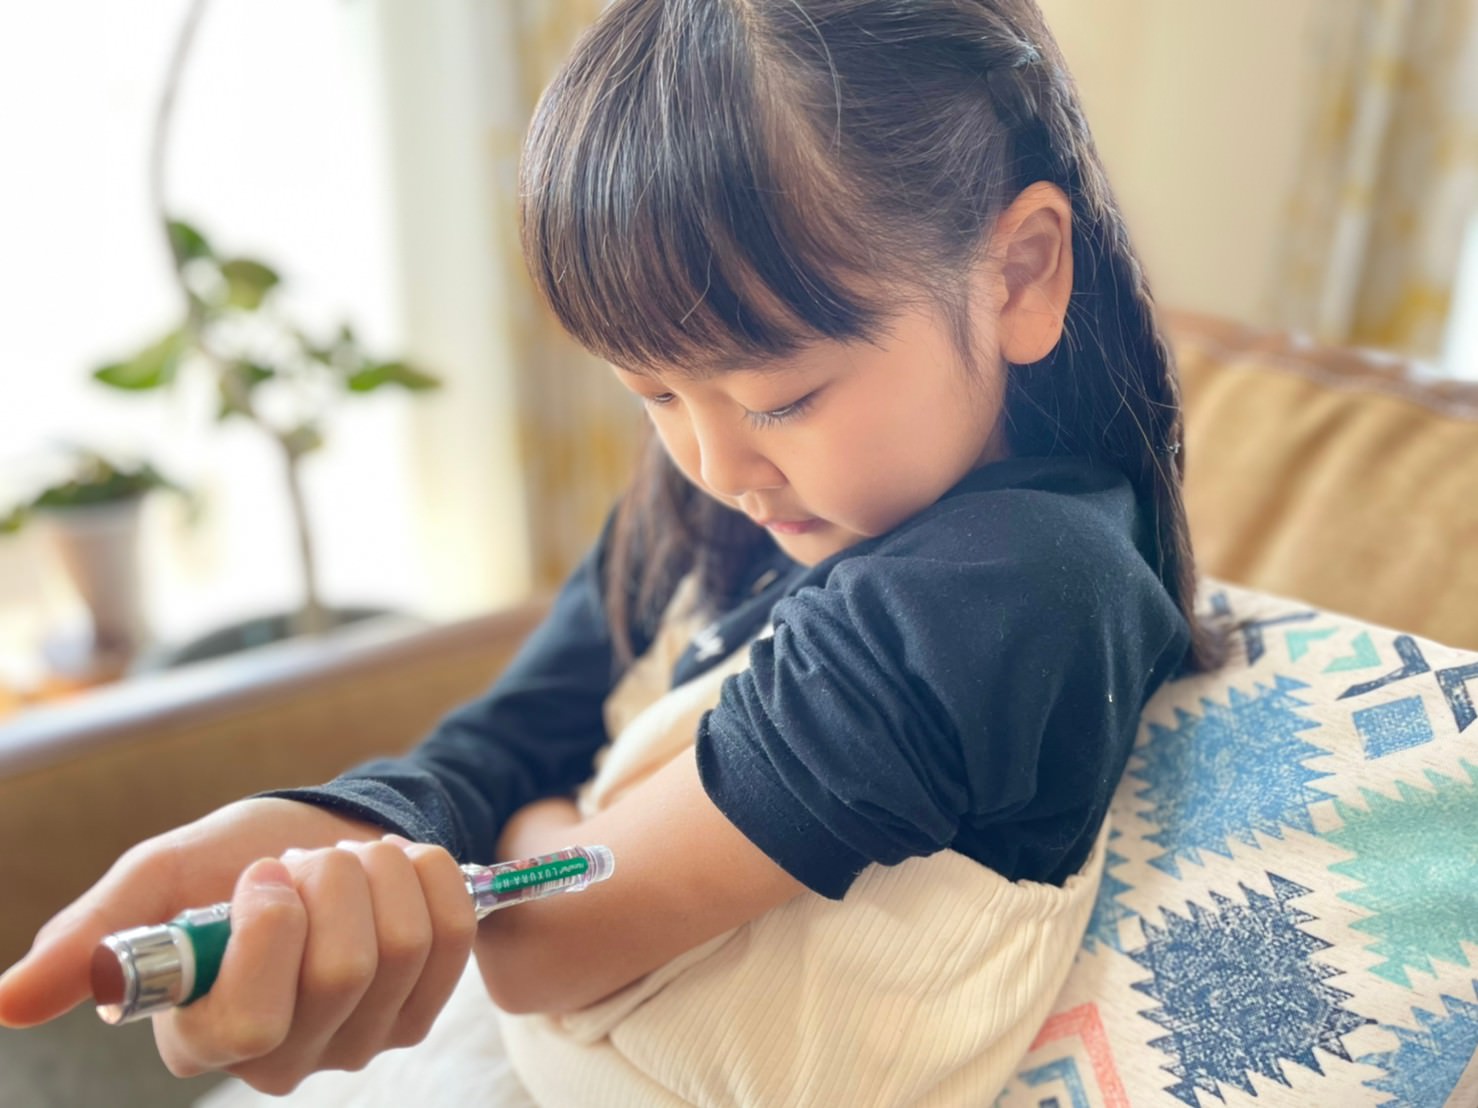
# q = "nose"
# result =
<box><xmin>690</xmin><ymin>410</ymin><xmax>784</xmax><ymax>499</ymax></box>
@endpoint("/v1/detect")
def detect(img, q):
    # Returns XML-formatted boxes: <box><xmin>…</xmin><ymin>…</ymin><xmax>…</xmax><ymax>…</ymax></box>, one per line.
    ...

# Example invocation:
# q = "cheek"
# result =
<box><xmin>800</xmin><ymin>412</ymin><xmax>926</xmax><ymax>531</ymax></box>
<box><xmin>812</xmin><ymin>382</ymin><xmax>996</xmax><ymax>530</ymax></box>
<box><xmin>649</xmin><ymin>417</ymin><xmax>703</xmax><ymax>487</ymax></box>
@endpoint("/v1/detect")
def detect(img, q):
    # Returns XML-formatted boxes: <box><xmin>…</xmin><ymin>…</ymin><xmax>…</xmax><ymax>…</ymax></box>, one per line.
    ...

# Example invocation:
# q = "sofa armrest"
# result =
<box><xmin>0</xmin><ymin>603</ymin><xmax>548</xmax><ymax>969</ymax></box>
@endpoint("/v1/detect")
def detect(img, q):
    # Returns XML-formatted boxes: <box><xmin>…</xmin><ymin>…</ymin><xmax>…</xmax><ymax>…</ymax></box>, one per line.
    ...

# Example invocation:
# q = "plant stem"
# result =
<box><xmin>281</xmin><ymin>445</ymin><xmax>330</xmax><ymax>636</ymax></box>
<box><xmin>152</xmin><ymin>0</ymin><xmax>328</xmax><ymax>638</ymax></box>
<box><xmin>152</xmin><ymin>0</ymin><xmax>209</xmax><ymax>304</ymax></box>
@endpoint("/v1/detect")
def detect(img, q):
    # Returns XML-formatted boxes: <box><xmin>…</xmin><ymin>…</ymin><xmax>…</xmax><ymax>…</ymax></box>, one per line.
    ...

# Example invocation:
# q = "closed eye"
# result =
<box><xmin>744</xmin><ymin>392</ymin><xmax>816</xmax><ymax>429</ymax></box>
<box><xmin>641</xmin><ymin>391</ymin><xmax>818</xmax><ymax>429</ymax></box>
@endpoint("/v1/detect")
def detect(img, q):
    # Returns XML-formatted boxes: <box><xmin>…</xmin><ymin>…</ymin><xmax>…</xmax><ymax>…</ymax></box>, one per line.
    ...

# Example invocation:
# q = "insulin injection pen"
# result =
<box><xmin>90</xmin><ymin>844</ymin><xmax>615</xmax><ymax>1025</ymax></box>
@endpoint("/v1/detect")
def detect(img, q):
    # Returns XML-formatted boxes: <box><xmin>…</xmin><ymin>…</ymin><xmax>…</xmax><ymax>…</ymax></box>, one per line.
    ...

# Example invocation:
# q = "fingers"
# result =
<box><xmin>293</xmin><ymin>839</ymin><xmax>433</xmax><ymax>1071</ymax></box>
<box><xmin>375</xmin><ymin>836</ymin><xmax>478</xmax><ymax>1049</ymax></box>
<box><xmin>155</xmin><ymin>836</ymin><xmax>474</xmax><ymax>1095</ymax></box>
<box><xmin>159</xmin><ymin>846</ymin><xmax>373</xmax><ymax>1085</ymax></box>
<box><xmin>154</xmin><ymin>858</ymin><xmax>308</xmax><ymax>1079</ymax></box>
<box><xmin>0</xmin><ymin>804</ymin><xmax>436</xmax><ymax>1036</ymax></box>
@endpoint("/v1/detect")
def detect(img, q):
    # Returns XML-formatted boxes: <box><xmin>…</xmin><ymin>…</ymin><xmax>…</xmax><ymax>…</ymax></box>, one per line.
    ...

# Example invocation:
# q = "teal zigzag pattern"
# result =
<box><xmin>1327</xmin><ymin>761</ymin><xmax>1478</xmax><ymax>987</ymax></box>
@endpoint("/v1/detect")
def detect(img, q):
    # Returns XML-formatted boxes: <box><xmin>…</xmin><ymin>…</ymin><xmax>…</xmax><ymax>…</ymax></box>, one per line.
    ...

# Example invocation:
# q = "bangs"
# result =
<box><xmin>519</xmin><ymin>0</ymin><xmax>893</xmax><ymax>376</ymax></box>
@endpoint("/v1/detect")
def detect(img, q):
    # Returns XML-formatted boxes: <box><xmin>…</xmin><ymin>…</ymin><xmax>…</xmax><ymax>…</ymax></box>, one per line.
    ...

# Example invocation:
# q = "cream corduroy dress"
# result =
<box><xmin>196</xmin><ymin>573</ymin><xmax>1106</xmax><ymax>1108</ymax></box>
<box><xmin>499</xmin><ymin>574</ymin><xmax>1108</xmax><ymax>1106</ymax></box>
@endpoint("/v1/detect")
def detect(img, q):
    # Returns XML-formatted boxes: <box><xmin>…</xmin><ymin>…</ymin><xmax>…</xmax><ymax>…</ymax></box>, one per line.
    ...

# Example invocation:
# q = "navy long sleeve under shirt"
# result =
<box><xmin>253</xmin><ymin>456</ymin><xmax>1191</xmax><ymax>900</ymax></box>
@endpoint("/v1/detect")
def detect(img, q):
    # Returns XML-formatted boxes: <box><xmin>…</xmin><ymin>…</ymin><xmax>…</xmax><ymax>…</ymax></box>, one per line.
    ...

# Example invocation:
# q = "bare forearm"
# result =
<box><xmin>471</xmin><ymin>753</ymin><xmax>803</xmax><ymax>1016</ymax></box>
<box><xmin>493</xmin><ymin>797</ymin><xmax>582</xmax><ymax>862</ymax></box>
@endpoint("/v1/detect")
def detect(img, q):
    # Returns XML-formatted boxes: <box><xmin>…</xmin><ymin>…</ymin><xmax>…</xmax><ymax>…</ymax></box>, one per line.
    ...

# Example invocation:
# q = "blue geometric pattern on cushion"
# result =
<box><xmin>1018</xmin><ymin>1058</ymin><xmax>1090</xmax><ymax>1108</ymax></box>
<box><xmin>1438</xmin><ymin>661</ymin><xmax>1478</xmax><ymax>732</ymax></box>
<box><xmin>1327</xmin><ymin>763</ymin><xmax>1478</xmax><ymax>987</ymax></box>
<box><xmin>1003</xmin><ymin>582</ymin><xmax>1478</xmax><ymax>1107</ymax></box>
<box><xmin>1131</xmin><ymin>676</ymin><xmax>1332</xmax><ymax>878</ymax></box>
<box><xmin>1080</xmin><ymin>828</ymin><xmax>1132</xmax><ymax>954</ymax></box>
<box><xmin>1336</xmin><ymin>634</ymin><xmax>1478</xmax><ymax>733</ymax></box>
<box><xmin>1360</xmin><ymin>980</ymin><xmax>1478</xmax><ymax>1107</ymax></box>
<box><xmin>1352</xmin><ymin>696</ymin><xmax>1434</xmax><ymax>759</ymax></box>
<box><xmin>1128</xmin><ymin>874</ymin><xmax>1372</xmax><ymax>1107</ymax></box>
<box><xmin>1208</xmin><ymin>590</ymin><xmax>1315</xmax><ymax>665</ymax></box>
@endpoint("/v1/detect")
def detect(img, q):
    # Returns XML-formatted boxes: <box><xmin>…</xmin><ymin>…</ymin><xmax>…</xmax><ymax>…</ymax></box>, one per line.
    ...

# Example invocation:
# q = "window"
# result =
<box><xmin>0</xmin><ymin>0</ymin><xmax>421</xmax><ymax>682</ymax></box>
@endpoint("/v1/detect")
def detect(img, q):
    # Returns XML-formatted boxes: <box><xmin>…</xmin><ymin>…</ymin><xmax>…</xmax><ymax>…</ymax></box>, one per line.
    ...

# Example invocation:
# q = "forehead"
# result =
<box><xmin>612</xmin><ymin>348</ymin><xmax>816</xmax><ymax>383</ymax></box>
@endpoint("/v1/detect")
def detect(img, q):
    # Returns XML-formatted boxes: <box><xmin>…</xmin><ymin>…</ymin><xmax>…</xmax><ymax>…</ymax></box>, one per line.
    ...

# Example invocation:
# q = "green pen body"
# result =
<box><xmin>94</xmin><ymin>845</ymin><xmax>614</xmax><ymax>1025</ymax></box>
<box><xmin>94</xmin><ymin>903</ymin><xmax>232</xmax><ymax>1025</ymax></box>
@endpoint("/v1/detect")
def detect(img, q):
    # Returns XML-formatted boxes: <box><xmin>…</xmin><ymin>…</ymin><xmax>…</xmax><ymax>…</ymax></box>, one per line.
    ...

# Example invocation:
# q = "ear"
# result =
<box><xmin>987</xmin><ymin>181</ymin><xmax>1074</xmax><ymax>366</ymax></box>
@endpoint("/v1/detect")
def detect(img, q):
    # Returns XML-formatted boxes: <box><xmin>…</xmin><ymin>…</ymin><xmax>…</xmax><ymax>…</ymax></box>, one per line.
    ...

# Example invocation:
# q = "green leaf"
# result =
<box><xmin>93</xmin><ymin>329</ymin><xmax>185</xmax><ymax>390</ymax></box>
<box><xmin>169</xmin><ymin>220</ymin><xmax>214</xmax><ymax>262</ymax></box>
<box><xmin>344</xmin><ymin>365</ymin><xmax>386</xmax><ymax>392</ymax></box>
<box><xmin>239</xmin><ymin>361</ymin><xmax>276</xmax><ymax>388</ymax></box>
<box><xmin>383</xmin><ymin>362</ymin><xmax>441</xmax><ymax>391</ymax></box>
<box><xmin>220</xmin><ymin>258</ymin><xmax>280</xmax><ymax>310</ymax></box>
<box><xmin>346</xmin><ymin>361</ymin><xmax>442</xmax><ymax>393</ymax></box>
<box><xmin>215</xmin><ymin>361</ymin><xmax>274</xmax><ymax>420</ymax></box>
<box><xmin>23</xmin><ymin>452</ymin><xmax>183</xmax><ymax>515</ymax></box>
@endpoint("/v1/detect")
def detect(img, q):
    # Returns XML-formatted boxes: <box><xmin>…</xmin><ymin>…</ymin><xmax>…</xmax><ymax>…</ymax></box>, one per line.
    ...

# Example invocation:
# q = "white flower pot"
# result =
<box><xmin>40</xmin><ymin>498</ymin><xmax>149</xmax><ymax>670</ymax></box>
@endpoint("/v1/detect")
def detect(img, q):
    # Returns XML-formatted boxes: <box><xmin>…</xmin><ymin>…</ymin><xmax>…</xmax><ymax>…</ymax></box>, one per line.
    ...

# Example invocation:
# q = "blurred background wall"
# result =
<box><xmin>1</xmin><ymin>0</ymin><xmax>1474</xmax><ymax>692</ymax></box>
<box><xmin>1041</xmin><ymin>0</ymin><xmax>1323</xmax><ymax>328</ymax></box>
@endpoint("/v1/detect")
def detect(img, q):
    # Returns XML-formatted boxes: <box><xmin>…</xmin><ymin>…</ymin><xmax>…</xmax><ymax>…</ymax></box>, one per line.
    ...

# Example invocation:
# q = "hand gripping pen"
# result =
<box><xmin>91</xmin><ymin>844</ymin><xmax>615</xmax><ymax>1025</ymax></box>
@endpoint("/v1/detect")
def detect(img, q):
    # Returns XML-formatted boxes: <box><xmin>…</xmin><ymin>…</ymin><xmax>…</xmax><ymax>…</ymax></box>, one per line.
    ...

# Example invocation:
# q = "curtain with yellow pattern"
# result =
<box><xmin>1263</xmin><ymin>0</ymin><xmax>1478</xmax><ymax>361</ymax></box>
<box><xmin>487</xmin><ymin>1</ymin><xmax>646</xmax><ymax>591</ymax></box>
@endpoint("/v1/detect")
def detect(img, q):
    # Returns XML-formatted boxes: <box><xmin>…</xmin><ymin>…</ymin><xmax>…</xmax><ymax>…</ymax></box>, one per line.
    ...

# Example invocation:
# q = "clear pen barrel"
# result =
<box><xmin>461</xmin><ymin>845</ymin><xmax>615</xmax><ymax>919</ymax></box>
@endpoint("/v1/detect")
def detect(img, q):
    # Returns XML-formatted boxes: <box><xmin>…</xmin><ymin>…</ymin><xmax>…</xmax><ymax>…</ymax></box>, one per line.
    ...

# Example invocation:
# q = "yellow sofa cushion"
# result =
<box><xmin>1163</xmin><ymin>310</ymin><xmax>1478</xmax><ymax>652</ymax></box>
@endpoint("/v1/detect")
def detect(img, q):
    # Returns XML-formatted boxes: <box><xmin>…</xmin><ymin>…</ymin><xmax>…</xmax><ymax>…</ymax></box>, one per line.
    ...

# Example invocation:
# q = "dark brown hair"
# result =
<box><xmin>520</xmin><ymin>0</ymin><xmax>1225</xmax><ymax>674</ymax></box>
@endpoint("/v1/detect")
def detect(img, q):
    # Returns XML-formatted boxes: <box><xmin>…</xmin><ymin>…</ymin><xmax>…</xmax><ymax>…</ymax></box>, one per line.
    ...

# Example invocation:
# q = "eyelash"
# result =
<box><xmin>746</xmin><ymin>393</ymin><xmax>816</xmax><ymax>428</ymax></box>
<box><xmin>642</xmin><ymin>392</ymin><xmax>816</xmax><ymax>429</ymax></box>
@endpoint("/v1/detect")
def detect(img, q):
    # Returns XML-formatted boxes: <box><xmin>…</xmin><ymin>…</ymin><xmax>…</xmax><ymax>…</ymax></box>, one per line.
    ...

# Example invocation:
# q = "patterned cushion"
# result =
<box><xmin>998</xmin><ymin>580</ymin><xmax>1478</xmax><ymax>1108</ymax></box>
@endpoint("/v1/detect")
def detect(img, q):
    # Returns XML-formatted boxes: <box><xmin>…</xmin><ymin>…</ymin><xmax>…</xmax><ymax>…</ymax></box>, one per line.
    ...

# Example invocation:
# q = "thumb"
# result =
<box><xmin>0</xmin><ymin>900</ymin><xmax>117</xmax><ymax>1028</ymax></box>
<box><xmin>0</xmin><ymin>853</ymin><xmax>180</xmax><ymax>1031</ymax></box>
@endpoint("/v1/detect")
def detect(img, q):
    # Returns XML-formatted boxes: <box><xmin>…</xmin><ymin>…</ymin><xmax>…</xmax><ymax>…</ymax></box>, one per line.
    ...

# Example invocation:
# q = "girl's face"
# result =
<box><xmin>612</xmin><ymin>295</ymin><xmax>1012</xmax><ymax>566</ymax></box>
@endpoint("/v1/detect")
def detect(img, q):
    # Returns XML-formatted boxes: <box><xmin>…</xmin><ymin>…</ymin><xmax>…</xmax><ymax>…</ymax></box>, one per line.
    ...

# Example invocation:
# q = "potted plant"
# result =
<box><xmin>92</xmin><ymin>0</ymin><xmax>443</xmax><ymax>666</ymax></box>
<box><xmin>93</xmin><ymin>220</ymin><xmax>441</xmax><ymax>663</ymax></box>
<box><xmin>1</xmin><ymin>450</ymin><xmax>188</xmax><ymax>677</ymax></box>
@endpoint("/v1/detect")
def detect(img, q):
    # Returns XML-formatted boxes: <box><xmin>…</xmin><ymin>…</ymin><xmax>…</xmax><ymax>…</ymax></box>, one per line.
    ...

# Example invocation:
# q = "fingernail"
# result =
<box><xmin>335</xmin><ymin>839</ymin><xmax>367</xmax><ymax>851</ymax></box>
<box><xmin>382</xmin><ymin>833</ymin><xmax>414</xmax><ymax>848</ymax></box>
<box><xmin>281</xmin><ymin>848</ymin><xmax>308</xmax><ymax>863</ymax></box>
<box><xmin>252</xmin><ymin>859</ymin><xmax>295</xmax><ymax>887</ymax></box>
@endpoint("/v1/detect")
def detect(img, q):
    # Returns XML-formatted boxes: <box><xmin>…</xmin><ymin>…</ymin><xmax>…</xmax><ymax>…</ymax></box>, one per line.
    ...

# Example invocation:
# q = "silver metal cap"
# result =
<box><xmin>95</xmin><ymin>925</ymin><xmax>189</xmax><ymax>1025</ymax></box>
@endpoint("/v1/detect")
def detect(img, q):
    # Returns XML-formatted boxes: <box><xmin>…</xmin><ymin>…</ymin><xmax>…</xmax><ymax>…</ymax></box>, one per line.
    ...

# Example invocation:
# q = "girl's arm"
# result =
<box><xmin>248</xmin><ymin>511</ymin><xmax>629</xmax><ymax>870</ymax></box>
<box><xmin>475</xmin><ymin>750</ymin><xmax>806</xmax><ymax>1015</ymax></box>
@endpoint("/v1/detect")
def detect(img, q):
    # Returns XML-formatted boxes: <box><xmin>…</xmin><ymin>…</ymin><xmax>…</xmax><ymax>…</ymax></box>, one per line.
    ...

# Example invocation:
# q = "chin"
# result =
<box><xmin>773</xmin><ymin>527</ymin><xmax>858</xmax><ymax>566</ymax></box>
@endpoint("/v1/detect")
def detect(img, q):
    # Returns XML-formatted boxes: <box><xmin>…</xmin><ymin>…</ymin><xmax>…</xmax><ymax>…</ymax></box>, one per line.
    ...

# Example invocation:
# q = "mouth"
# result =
<box><xmin>754</xmin><ymin>517</ymin><xmax>821</xmax><ymax>535</ymax></box>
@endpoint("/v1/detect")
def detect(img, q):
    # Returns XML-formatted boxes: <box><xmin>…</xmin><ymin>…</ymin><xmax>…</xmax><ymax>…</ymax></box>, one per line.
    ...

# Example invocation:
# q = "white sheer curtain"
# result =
<box><xmin>374</xmin><ymin>0</ymin><xmax>642</xmax><ymax>600</ymax></box>
<box><xmin>1262</xmin><ymin>0</ymin><xmax>1478</xmax><ymax>367</ymax></box>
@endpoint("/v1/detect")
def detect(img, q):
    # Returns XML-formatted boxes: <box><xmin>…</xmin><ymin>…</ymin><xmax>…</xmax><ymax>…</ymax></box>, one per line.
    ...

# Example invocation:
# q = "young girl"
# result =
<box><xmin>0</xmin><ymin>1</ymin><xmax>1222</xmax><ymax>1103</ymax></box>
